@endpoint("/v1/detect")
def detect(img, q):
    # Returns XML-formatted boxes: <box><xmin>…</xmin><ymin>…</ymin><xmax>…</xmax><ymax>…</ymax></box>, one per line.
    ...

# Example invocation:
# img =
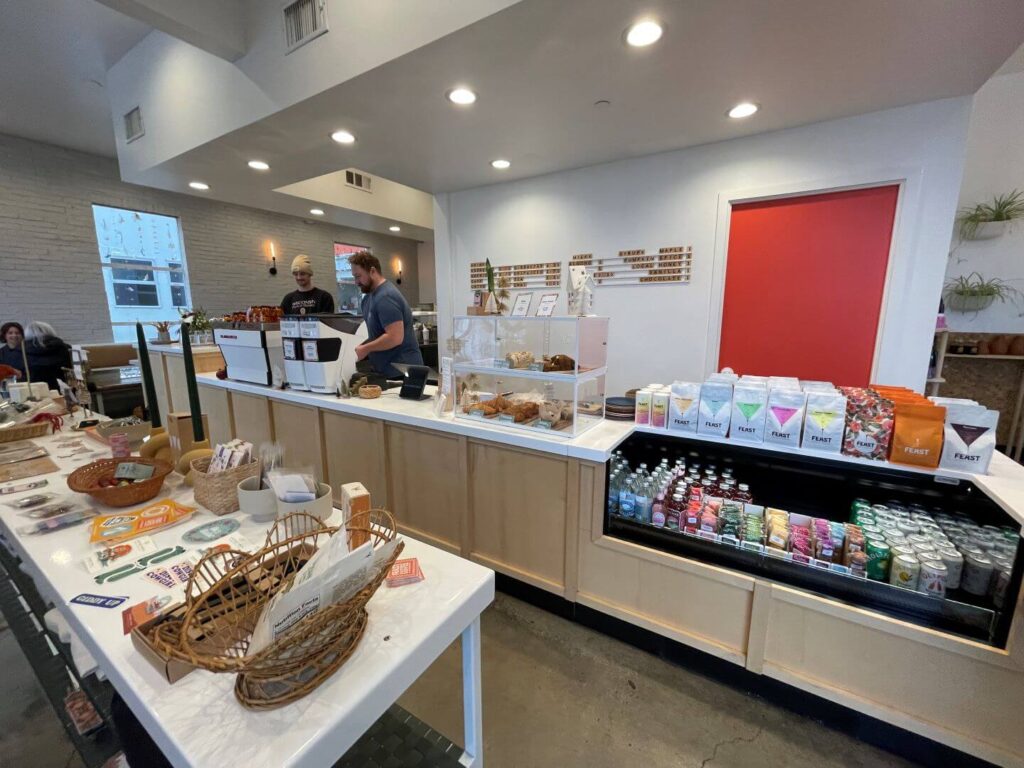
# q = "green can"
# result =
<box><xmin>851</xmin><ymin>499</ymin><xmax>871</xmax><ymax>521</ymax></box>
<box><xmin>866</xmin><ymin>540</ymin><xmax>891</xmax><ymax>581</ymax></box>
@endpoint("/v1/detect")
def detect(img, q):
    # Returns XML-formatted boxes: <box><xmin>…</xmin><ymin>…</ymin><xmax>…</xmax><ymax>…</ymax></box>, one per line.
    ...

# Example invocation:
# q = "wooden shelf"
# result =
<box><xmin>946</xmin><ymin>354</ymin><xmax>1024</xmax><ymax>361</ymax></box>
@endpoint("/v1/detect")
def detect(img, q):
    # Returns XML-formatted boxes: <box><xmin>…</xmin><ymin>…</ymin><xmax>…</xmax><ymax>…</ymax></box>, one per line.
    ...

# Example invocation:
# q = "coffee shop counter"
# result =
<box><xmin>197</xmin><ymin>373</ymin><xmax>1024</xmax><ymax>766</ymax></box>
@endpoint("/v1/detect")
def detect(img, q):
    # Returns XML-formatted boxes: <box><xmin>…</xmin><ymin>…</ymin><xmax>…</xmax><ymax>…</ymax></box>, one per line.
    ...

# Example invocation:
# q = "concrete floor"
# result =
<box><xmin>0</xmin><ymin>595</ymin><xmax>917</xmax><ymax>768</ymax></box>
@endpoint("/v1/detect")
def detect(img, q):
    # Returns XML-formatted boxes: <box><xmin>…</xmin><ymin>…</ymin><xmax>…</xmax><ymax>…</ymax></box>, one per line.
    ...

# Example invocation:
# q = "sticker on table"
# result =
<box><xmin>71</xmin><ymin>593</ymin><xmax>128</xmax><ymax>609</ymax></box>
<box><xmin>0</xmin><ymin>479</ymin><xmax>48</xmax><ymax>495</ymax></box>
<box><xmin>121</xmin><ymin>595</ymin><xmax>173</xmax><ymax>635</ymax></box>
<box><xmin>182</xmin><ymin>518</ymin><xmax>240</xmax><ymax>544</ymax></box>
<box><xmin>83</xmin><ymin>537</ymin><xmax>157</xmax><ymax>575</ymax></box>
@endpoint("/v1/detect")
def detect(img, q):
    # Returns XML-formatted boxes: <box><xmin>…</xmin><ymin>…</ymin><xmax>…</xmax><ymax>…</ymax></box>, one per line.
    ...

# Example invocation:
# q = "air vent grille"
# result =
<box><xmin>283</xmin><ymin>0</ymin><xmax>329</xmax><ymax>53</ymax></box>
<box><xmin>124</xmin><ymin>107</ymin><xmax>144</xmax><ymax>143</ymax></box>
<box><xmin>345</xmin><ymin>169</ymin><xmax>372</xmax><ymax>193</ymax></box>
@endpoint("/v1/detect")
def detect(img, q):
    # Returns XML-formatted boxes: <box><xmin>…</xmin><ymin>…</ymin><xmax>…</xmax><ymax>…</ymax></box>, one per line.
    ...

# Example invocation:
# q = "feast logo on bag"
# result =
<box><xmin>764</xmin><ymin>389</ymin><xmax>807</xmax><ymax>448</ymax></box>
<box><xmin>890</xmin><ymin>403</ymin><xmax>945</xmax><ymax>468</ymax></box>
<box><xmin>940</xmin><ymin>404</ymin><xmax>998</xmax><ymax>474</ymax></box>
<box><xmin>698</xmin><ymin>381</ymin><xmax>732</xmax><ymax>437</ymax></box>
<box><xmin>730</xmin><ymin>385</ymin><xmax>767</xmax><ymax>443</ymax></box>
<box><xmin>802</xmin><ymin>391</ymin><xmax>847</xmax><ymax>453</ymax></box>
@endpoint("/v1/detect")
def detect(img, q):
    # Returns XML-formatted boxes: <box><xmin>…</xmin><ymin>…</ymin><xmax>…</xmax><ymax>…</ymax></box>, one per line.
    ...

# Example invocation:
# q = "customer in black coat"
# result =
<box><xmin>22</xmin><ymin>321</ymin><xmax>72</xmax><ymax>389</ymax></box>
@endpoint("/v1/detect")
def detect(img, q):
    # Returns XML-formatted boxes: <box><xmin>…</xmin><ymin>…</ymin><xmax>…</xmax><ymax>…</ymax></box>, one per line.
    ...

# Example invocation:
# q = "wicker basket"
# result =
<box><xmin>67</xmin><ymin>457</ymin><xmax>173</xmax><ymax>507</ymax></box>
<box><xmin>191</xmin><ymin>456</ymin><xmax>260</xmax><ymax>516</ymax></box>
<box><xmin>147</xmin><ymin>510</ymin><xmax>403</xmax><ymax>709</ymax></box>
<box><xmin>0</xmin><ymin>422</ymin><xmax>52</xmax><ymax>443</ymax></box>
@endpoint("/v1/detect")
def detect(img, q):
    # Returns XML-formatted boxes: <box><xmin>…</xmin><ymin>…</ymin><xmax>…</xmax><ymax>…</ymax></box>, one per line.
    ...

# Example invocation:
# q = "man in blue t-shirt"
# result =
<box><xmin>349</xmin><ymin>251</ymin><xmax>423</xmax><ymax>378</ymax></box>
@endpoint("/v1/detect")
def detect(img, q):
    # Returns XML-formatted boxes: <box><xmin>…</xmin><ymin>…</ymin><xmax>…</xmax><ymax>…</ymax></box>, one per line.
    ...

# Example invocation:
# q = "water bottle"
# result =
<box><xmin>607</xmin><ymin>471</ymin><xmax>620</xmax><ymax>516</ymax></box>
<box><xmin>619</xmin><ymin>474</ymin><xmax>637</xmax><ymax>519</ymax></box>
<box><xmin>635</xmin><ymin>478</ymin><xmax>652</xmax><ymax>524</ymax></box>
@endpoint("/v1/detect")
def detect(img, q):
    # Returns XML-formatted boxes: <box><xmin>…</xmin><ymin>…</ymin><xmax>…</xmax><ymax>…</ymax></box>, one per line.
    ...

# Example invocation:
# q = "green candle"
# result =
<box><xmin>179</xmin><ymin>322</ymin><xmax>205</xmax><ymax>442</ymax></box>
<box><xmin>135</xmin><ymin>322</ymin><xmax>161</xmax><ymax>428</ymax></box>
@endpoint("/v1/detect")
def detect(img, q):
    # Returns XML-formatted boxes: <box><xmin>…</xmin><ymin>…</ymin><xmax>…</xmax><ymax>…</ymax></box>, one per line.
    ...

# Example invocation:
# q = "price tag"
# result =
<box><xmin>493</xmin><ymin>359</ymin><xmax>509</xmax><ymax>369</ymax></box>
<box><xmin>496</xmin><ymin>413</ymin><xmax>516</xmax><ymax>424</ymax></box>
<box><xmin>527</xmin><ymin>362</ymin><xmax>545</xmax><ymax>372</ymax></box>
<box><xmin>534</xmin><ymin>419</ymin><xmax>554</xmax><ymax>430</ymax></box>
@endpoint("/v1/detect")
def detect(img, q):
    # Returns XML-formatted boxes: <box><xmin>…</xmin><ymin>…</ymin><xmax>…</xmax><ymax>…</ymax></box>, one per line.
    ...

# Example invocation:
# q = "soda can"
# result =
<box><xmin>907</xmin><ymin>534</ymin><xmax>932</xmax><ymax>547</ymax></box>
<box><xmin>994</xmin><ymin>563</ymin><xmax>1013</xmax><ymax>609</ymax></box>
<box><xmin>891</xmin><ymin>544</ymin><xmax>917</xmax><ymax>559</ymax></box>
<box><xmin>851</xmin><ymin>498</ymin><xmax>871</xmax><ymax>515</ymax></box>
<box><xmin>889</xmin><ymin>554</ymin><xmax>920</xmax><ymax>590</ymax></box>
<box><xmin>861</xmin><ymin>524</ymin><xmax>883</xmax><ymax>537</ymax></box>
<box><xmin>962</xmin><ymin>553</ymin><xmax>995</xmax><ymax>596</ymax></box>
<box><xmin>918</xmin><ymin>558</ymin><xmax>948</xmax><ymax>598</ymax></box>
<box><xmin>911</xmin><ymin>542</ymin><xmax>937</xmax><ymax>557</ymax></box>
<box><xmin>897</xmin><ymin>520</ymin><xmax>919</xmax><ymax>536</ymax></box>
<box><xmin>866</xmin><ymin>540</ymin><xmax>891</xmax><ymax>581</ymax></box>
<box><xmin>935</xmin><ymin>548</ymin><xmax>963</xmax><ymax>590</ymax></box>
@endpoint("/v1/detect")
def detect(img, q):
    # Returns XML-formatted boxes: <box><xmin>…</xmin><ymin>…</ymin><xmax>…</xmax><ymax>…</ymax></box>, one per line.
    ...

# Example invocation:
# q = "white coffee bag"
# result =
<box><xmin>730</xmin><ymin>385</ymin><xmax>767</xmax><ymax>443</ymax></box>
<box><xmin>668</xmin><ymin>381</ymin><xmax>701</xmax><ymax>433</ymax></box>
<box><xmin>801</xmin><ymin>391</ymin><xmax>847</xmax><ymax>453</ymax></box>
<box><xmin>940</xmin><ymin>404</ymin><xmax>998</xmax><ymax>474</ymax></box>
<box><xmin>764</xmin><ymin>389</ymin><xmax>807</xmax><ymax>448</ymax></box>
<box><xmin>698</xmin><ymin>381</ymin><xmax>733</xmax><ymax>437</ymax></box>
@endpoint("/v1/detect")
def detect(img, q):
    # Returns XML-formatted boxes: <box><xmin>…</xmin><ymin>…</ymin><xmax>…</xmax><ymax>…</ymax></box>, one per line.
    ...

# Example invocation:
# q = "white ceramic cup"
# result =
<box><xmin>237</xmin><ymin>475</ymin><xmax>279</xmax><ymax>523</ymax></box>
<box><xmin>276</xmin><ymin>482</ymin><xmax>333</xmax><ymax>521</ymax></box>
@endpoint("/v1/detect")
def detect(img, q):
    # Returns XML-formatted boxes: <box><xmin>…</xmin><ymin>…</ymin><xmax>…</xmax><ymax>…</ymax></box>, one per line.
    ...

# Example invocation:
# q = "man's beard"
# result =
<box><xmin>359</xmin><ymin>282</ymin><xmax>373</xmax><ymax>293</ymax></box>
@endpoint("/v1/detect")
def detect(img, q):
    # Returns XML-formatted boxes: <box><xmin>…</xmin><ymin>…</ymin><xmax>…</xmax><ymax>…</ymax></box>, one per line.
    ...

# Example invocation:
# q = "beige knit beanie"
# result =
<box><xmin>291</xmin><ymin>254</ymin><xmax>313</xmax><ymax>274</ymax></box>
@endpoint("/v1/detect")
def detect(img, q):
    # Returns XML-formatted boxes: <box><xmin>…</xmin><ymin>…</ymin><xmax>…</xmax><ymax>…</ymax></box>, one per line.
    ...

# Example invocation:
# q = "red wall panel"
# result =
<box><xmin>718</xmin><ymin>185</ymin><xmax>899</xmax><ymax>385</ymax></box>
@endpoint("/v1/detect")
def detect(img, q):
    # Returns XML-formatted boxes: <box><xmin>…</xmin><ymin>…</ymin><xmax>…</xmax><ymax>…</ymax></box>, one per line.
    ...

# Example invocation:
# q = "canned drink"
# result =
<box><xmin>911</xmin><ymin>542</ymin><xmax>936</xmax><ymax>556</ymax></box>
<box><xmin>889</xmin><ymin>554</ymin><xmax>920</xmax><ymax>590</ymax></box>
<box><xmin>871</xmin><ymin>504</ymin><xmax>890</xmax><ymax>514</ymax></box>
<box><xmin>861</xmin><ymin>524</ymin><xmax>883</xmax><ymax>537</ymax></box>
<box><xmin>866</xmin><ymin>540</ymin><xmax>891</xmax><ymax>581</ymax></box>
<box><xmin>959</xmin><ymin>544</ymin><xmax>984</xmax><ymax>559</ymax></box>
<box><xmin>918</xmin><ymin>559</ymin><xmax>948</xmax><ymax>598</ymax></box>
<box><xmin>883</xmin><ymin>527</ymin><xmax>906</xmax><ymax>542</ymax></box>
<box><xmin>962</xmin><ymin>553</ymin><xmax>995</xmax><ymax>596</ymax></box>
<box><xmin>907</xmin><ymin>534</ymin><xmax>932</xmax><ymax>547</ymax></box>
<box><xmin>932</xmin><ymin>548</ymin><xmax>963</xmax><ymax>590</ymax></box>
<box><xmin>994</xmin><ymin>564</ymin><xmax>1013</xmax><ymax>609</ymax></box>
<box><xmin>891</xmin><ymin>544</ymin><xmax>917</xmax><ymax>559</ymax></box>
<box><xmin>897</xmin><ymin>520</ymin><xmax>919</xmax><ymax>536</ymax></box>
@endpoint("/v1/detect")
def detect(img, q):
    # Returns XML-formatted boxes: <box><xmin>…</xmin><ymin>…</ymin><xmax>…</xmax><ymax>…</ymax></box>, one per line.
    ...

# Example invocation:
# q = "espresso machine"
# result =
<box><xmin>280</xmin><ymin>316</ymin><xmax>308</xmax><ymax>391</ymax></box>
<box><xmin>212</xmin><ymin>320</ymin><xmax>283</xmax><ymax>386</ymax></box>
<box><xmin>287</xmin><ymin>314</ymin><xmax>366</xmax><ymax>394</ymax></box>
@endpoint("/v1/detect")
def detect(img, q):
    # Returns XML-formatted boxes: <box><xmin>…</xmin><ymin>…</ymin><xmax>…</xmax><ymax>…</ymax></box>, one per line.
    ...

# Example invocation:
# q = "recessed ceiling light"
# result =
<box><xmin>188</xmin><ymin>181</ymin><xmax>209</xmax><ymax>190</ymax></box>
<box><xmin>491</xmin><ymin>159</ymin><xmax>511</xmax><ymax>170</ymax></box>
<box><xmin>389</xmin><ymin>225</ymin><xmax>401</xmax><ymax>232</ymax></box>
<box><xmin>330</xmin><ymin>130</ymin><xmax>356</xmax><ymax>144</ymax></box>
<box><xmin>728</xmin><ymin>102</ymin><xmax>759</xmax><ymax>119</ymax></box>
<box><xmin>625</xmin><ymin>20</ymin><xmax>663</xmax><ymax>47</ymax></box>
<box><xmin>247</xmin><ymin>160</ymin><xmax>270</xmax><ymax>170</ymax></box>
<box><xmin>447</xmin><ymin>87</ymin><xmax>477</xmax><ymax>105</ymax></box>
<box><xmin>309</xmin><ymin>208</ymin><xmax>325</xmax><ymax>216</ymax></box>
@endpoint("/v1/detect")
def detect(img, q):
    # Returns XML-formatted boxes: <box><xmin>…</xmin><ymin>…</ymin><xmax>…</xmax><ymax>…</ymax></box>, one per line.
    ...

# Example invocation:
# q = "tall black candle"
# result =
<box><xmin>179</xmin><ymin>322</ymin><xmax>205</xmax><ymax>442</ymax></box>
<box><xmin>135</xmin><ymin>322</ymin><xmax>161</xmax><ymax>428</ymax></box>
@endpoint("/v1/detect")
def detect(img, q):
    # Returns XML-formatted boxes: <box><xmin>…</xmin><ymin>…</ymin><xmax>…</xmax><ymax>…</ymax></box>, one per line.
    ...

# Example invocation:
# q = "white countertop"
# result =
<box><xmin>0</xmin><ymin>422</ymin><xmax>494</xmax><ymax>768</ymax></box>
<box><xmin>137</xmin><ymin>343</ymin><xmax>222</xmax><ymax>356</ymax></box>
<box><xmin>198</xmin><ymin>373</ymin><xmax>634</xmax><ymax>463</ymax></box>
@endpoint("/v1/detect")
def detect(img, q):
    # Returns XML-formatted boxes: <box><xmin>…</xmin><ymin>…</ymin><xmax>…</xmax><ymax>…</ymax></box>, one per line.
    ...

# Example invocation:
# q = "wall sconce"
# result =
<box><xmin>265</xmin><ymin>239</ymin><xmax>278</xmax><ymax>276</ymax></box>
<box><xmin>394</xmin><ymin>258</ymin><xmax>403</xmax><ymax>285</ymax></box>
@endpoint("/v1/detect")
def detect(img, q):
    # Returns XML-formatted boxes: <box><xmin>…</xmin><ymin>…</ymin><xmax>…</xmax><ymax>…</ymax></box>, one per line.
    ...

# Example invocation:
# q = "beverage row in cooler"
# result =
<box><xmin>608</xmin><ymin>452</ymin><xmax>1018</xmax><ymax>604</ymax></box>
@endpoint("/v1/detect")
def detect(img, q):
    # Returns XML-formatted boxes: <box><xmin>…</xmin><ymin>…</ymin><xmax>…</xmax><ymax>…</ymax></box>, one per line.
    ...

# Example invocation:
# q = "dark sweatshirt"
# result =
<box><xmin>23</xmin><ymin>338</ymin><xmax>72</xmax><ymax>389</ymax></box>
<box><xmin>0</xmin><ymin>345</ymin><xmax>25</xmax><ymax>378</ymax></box>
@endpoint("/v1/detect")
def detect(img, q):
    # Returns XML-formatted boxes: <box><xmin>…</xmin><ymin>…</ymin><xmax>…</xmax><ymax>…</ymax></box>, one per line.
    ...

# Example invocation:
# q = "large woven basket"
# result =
<box><xmin>67</xmin><ymin>457</ymin><xmax>173</xmax><ymax>507</ymax></box>
<box><xmin>147</xmin><ymin>510</ymin><xmax>404</xmax><ymax>709</ymax></box>
<box><xmin>0</xmin><ymin>422</ymin><xmax>51</xmax><ymax>443</ymax></box>
<box><xmin>191</xmin><ymin>456</ymin><xmax>260</xmax><ymax>516</ymax></box>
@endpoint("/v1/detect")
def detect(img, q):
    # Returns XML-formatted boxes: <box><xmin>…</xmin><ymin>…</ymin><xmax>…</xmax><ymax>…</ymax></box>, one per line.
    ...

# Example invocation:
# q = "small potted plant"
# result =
<box><xmin>943</xmin><ymin>272</ymin><xmax>1019</xmax><ymax>313</ymax></box>
<box><xmin>180</xmin><ymin>307</ymin><xmax>213</xmax><ymax>345</ymax></box>
<box><xmin>150</xmin><ymin>320</ymin><xmax>172</xmax><ymax>344</ymax></box>
<box><xmin>956</xmin><ymin>190</ymin><xmax>1024</xmax><ymax>240</ymax></box>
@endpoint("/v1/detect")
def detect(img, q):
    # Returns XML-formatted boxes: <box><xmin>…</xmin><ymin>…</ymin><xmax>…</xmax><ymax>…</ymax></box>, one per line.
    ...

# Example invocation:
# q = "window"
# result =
<box><xmin>334</xmin><ymin>242</ymin><xmax>368</xmax><ymax>313</ymax></box>
<box><xmin>92</xmin><ymin>205</ymin><xmax>193</xmax><ymax>342</ymax></box>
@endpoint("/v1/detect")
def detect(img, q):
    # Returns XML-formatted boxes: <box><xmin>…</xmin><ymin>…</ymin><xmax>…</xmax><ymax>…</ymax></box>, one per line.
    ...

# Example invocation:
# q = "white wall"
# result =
<box><xmin>434</xmin><ymin>98</ymin><xmax>972</xmax><ymax>396</ymax></box>
<box><xmin>418</xmin><ymin>241</ymin><xmax>436</xmax><ymax>305</ymax></box>
<box><xmin>944</xmin><ymin>70</ymin><xmax>1024</xmax><ymax>333</ymax></box>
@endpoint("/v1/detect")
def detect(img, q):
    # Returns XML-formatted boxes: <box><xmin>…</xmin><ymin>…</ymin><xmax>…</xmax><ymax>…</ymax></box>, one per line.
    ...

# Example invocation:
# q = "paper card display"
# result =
<box><xmin>535</xmin><ymin>293</ymin><xmax>559</xmax><ymax>317</ymax></box>
<box><xmin>730</xmin><ymin>385</ymin><xmax>767</xmax><ymax>443</ymax></box>
<box><xmin>88</xmin><ymin>499</ymin><xmax>195</xmax><ymax>544</ymax></box>
<box><xmin>510</xmin><ymin>293</ymin><xmax>533</xmax><ymax>317</ymax></box>
<box><xmin>697</xmin><ymin>381</ymin><xmax>732</xmax><ymax>437</ymax></box>
<box><xmin>764</xmin><ymin>389</ymin><xmax>807</xmax><ymax>448</ymax></box>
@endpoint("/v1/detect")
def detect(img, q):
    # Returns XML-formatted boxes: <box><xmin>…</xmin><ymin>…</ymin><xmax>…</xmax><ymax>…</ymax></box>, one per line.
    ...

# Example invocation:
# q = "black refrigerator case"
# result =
<box><xmin>603</xmin><ymin>431</ymin><xmax>1023</xmax><ymax>649</ymax></box>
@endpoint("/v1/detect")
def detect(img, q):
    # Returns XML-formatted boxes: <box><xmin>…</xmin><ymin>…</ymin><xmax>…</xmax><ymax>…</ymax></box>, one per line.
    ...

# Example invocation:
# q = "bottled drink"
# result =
<box><xmin>667</xmin><ymin>492</ymin><xmax>684</xmax><ymax>530</ymax></box>
<box><xmin>736</xmin><ymin>483</ymin><xmax>753</xmax><ymax>503</ymax></box>
<box><xmin>619</xmin><ymin>474</ymin><xmax>637</xmax><ymax>519</ymax></box>
<box><xmin>607</xmin><ymin>471</ymin><xmax>620</xmax><ymax>516</ymax></box>
<box><xmin>652</xmin><ymin>490</ymin><xmax>666</xmax><ymax>527</ymax></box>
<box><xmin>635</xmin><ymin>479</ymin><xmax>653</xmax><ymax>524</ymax></box>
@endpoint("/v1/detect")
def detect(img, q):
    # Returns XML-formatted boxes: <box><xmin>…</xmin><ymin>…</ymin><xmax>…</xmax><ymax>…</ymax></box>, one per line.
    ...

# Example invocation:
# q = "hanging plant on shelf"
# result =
<box><xmin>943</xmin><ymin>272</ymin><xmax>1019</xmax><ymax>313</ymax></box>
<box><xmin>956</xmin><ymin>189</ymin><xmax>1024</xmax><ymax>241</ymax></box>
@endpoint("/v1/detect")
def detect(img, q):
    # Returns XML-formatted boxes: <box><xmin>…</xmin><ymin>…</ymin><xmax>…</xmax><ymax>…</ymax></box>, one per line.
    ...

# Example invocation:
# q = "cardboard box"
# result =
<box><xmin>341</xmin><ymin>481</ymin><xmax>371</xmax><ymax>550</ymax></box>
<box><xmin>130</xmin><ymin>603</ymin><xmax>197</xmax><ymax>684</ymax></box>
<box><xmin>166</xmin><ymin>412</ymin><xmax>210</xmax><ymax>462</ymax></box>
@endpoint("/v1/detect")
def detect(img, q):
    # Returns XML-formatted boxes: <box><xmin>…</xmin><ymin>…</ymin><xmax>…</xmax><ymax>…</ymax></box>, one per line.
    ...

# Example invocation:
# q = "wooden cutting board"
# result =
<box><xmin>0</xmin><ymin>456</ymin><xmax>59</xmax><ymax>483</ymax></box>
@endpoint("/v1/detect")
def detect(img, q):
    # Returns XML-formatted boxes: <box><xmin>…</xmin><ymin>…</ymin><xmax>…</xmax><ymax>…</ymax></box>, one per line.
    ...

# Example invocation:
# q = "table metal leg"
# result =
<box><xmin>459</xmin><ymin>616</ymin><xmax>483</xmax><ymax>767</ymax></box>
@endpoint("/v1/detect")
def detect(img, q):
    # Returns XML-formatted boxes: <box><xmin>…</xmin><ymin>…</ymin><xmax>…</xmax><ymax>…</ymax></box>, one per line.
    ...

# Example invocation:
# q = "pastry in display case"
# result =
<box><xmin>452</xmin><ymin>316</ymin><xmax>608</xmax><ymax>438</ymax></box>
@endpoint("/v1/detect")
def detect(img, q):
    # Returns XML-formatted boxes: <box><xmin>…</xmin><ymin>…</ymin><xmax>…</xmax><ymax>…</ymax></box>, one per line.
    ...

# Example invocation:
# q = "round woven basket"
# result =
<box><xmin>148</xmin><ymin>510</ymin><xmax>403</xmax><ymax>709</ymax></box>
<box><xmin>191</xmin><ymin>456</ymin><xmax>260</xmax><ymax>516</ymax></box>
<box><xmin>67</xmin><ymin>457</ymin><xmax>173</xmax><ymax>507</ymax></box>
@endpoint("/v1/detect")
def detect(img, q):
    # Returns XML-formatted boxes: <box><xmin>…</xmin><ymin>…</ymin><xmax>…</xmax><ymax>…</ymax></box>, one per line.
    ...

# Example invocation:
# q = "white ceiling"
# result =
<box><xmin>0</xmin><ymin>0</ymin><xmax>150</xmax><ymax>156</ymax></box>
<box><xmin>996</xmin><ymin>42</ymin><xmax>1024</xmax><ymax>76</ymax></box>
<box><xmin>142</xmin><ymin>0</ymin><xmax>1024</xmax><ymax>202</ymax></box>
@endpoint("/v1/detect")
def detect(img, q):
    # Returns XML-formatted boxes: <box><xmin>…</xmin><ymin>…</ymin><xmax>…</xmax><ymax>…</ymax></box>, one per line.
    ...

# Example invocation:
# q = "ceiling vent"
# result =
<box><xmin>345</xmin><ymin>169</ymin><xmax>372</xmax><ymax>193</ymax></box>
<box><xmin>123</xmin><ymin>107</ymin><xmax>144</xmax><ymax>143</ymax></box>
<box><xmin>283</xmin><ymin>0</ymin><xmax>329</xmax><ymax>54</ymax></box>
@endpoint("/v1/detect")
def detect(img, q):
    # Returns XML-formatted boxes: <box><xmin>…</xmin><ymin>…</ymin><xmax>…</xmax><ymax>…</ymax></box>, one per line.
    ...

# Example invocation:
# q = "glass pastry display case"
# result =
<box><xmin>452</xmin><ymin>315</ymin><xmax>609</xmax><ymax>438</ymax></box>
<box><xmin>604</xmin><ymin>430</ymin><xmax>1023</xmax><ymax>649</ymax></box>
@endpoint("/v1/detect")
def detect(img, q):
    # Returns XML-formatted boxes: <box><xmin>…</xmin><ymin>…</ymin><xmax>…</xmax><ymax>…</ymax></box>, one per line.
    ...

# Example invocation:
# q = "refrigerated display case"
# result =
<box><xmin>603</xmin><ymin>430</ymin><xmax>1023</xmax><ymax>648</ymax></box>
<box><xmin>452</xmin><ymin>315</ymin><xmax>608</xmax><ymax>438</ymax></box>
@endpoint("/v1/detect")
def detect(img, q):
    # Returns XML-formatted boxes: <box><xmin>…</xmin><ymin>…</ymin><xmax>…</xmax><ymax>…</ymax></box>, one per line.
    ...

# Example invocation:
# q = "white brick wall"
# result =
<box><xmin>0</xmin><ymin>133</ymin><xmax>422</xmax><ymax>344</ymax></box>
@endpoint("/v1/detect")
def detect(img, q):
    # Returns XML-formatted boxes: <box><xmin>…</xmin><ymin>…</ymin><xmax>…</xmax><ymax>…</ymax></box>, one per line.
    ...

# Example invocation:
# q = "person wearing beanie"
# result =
<box><xmin>280</xmin><ymin>254</ymin><xmax>335</xmax><ymax>315</ymax></box>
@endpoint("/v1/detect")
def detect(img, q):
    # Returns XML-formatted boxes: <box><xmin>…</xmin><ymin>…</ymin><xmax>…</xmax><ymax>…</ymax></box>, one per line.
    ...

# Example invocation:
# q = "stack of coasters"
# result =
<box><xmin>386</xmin><ymin>558</ymin><xmax>424</xmax><ymax>588</ymax></box>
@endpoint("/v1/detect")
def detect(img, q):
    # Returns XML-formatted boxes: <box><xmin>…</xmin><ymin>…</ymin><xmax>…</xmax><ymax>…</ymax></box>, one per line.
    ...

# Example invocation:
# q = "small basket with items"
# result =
<box><xmin>67</xmin><ymin>457</ymin><xmax>173</xmax><ymax>507</ymax></box>
<box><xmin>190</xmin><ymin>439</ymin><xmax>260</xmax><ymax>516</ymax></box>
<box><xmin>143</xmin><ymin>509</ymin><xmax>404</xmax><ymax>709</ymax></box>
